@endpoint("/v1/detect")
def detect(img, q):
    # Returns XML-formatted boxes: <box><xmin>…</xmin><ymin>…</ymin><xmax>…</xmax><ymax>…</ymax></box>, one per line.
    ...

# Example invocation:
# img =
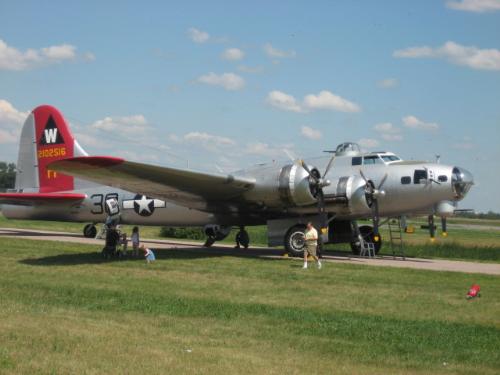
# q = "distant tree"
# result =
<box><xmin>0</xmin><ymin>162</ymin><xmax>16</xmax><ymax>190</ymax></box>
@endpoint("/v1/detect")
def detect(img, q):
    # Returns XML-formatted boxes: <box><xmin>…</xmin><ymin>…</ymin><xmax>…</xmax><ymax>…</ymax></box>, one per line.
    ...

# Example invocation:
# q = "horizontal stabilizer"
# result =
<box><xmin>0</xmin><ymin>192</ymin><xmax>86</xmax><ymax>206</ymax></box>
<box><xmin>49</xmin><ymin>156</ymin><xmax>255</xmax><ymax>209</ymax></box>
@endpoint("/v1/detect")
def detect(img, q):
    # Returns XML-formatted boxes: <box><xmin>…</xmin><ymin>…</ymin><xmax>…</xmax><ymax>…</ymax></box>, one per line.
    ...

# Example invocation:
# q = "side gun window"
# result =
<box><xmin>401</xmin><ymin>176</ymin><xmax>411</xmax><ymax>184</ymax></box>
<box><xmin>413</xmin><ymin>169</ymin><xmax>427</xmax><ymax>184</ymax></box>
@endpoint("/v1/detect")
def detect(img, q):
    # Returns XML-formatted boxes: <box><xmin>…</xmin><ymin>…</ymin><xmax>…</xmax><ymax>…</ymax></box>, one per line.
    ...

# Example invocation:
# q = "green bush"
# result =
<box><xmin>160</xmin><ymin>227</ymin><xmax>206</xmax><ymax>240</ymax></box>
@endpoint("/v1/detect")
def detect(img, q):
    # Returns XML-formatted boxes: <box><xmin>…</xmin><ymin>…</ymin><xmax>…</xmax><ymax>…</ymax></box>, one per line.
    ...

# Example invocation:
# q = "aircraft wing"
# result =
<box><xmin>49</xmin><ymin>156</ymin><xmax>255</xmax><ymax>209</ymax></box>
<box><xmin>0</xmin><ymin>192</ymin><xmax>86</xmax><ymax>206</ymax></box>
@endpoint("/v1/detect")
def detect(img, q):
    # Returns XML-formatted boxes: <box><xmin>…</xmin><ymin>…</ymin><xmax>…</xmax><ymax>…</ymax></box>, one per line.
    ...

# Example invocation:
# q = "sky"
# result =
<box><xmin>0</xmin><ymin>0</ymin><xmax>499</xmax><ymax>212</ymax></box>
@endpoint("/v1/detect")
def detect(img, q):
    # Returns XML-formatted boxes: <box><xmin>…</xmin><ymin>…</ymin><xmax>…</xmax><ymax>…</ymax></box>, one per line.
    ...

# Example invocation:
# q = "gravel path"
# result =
<box><xmin>1</xmin><ymin>227</ymin><xmax>499</xmax><ymax>276</ymax></box>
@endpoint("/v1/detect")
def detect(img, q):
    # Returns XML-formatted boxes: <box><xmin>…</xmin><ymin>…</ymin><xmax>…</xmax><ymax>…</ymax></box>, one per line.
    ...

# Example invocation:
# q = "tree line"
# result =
<box><xmin>0</xmin><ymin>162</ymin><xmax>16</xmax><ymax>191</ymax></box>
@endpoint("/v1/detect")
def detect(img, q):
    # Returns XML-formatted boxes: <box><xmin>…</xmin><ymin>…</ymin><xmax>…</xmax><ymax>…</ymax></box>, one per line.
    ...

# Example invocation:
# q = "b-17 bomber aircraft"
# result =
<box><xmin>0</xmin><ymin>105</ymin><xmax>474</xmax><ymax>255</ymax></box>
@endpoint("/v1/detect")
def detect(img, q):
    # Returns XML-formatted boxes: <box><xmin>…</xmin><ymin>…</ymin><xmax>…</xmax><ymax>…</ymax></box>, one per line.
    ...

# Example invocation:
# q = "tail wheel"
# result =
<box><xmin>285</xmin><ymin>224</ymin><xmax>307</xmax><ymax>257</ymax></box>
<box><xmin>83</xmin><ymin>224</ymin><xmax>97</xmax><ymax>238</ymax></box>
<box><xmin>350</xmin><ymin>225</ymin><xmax>382</xmax><ymax>255</ymax></box>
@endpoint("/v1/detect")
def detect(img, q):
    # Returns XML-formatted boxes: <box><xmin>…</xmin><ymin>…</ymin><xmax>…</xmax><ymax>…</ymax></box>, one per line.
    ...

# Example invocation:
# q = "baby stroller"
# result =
<box><xmin>101</xmin><ymin>226</ymin><xmax>121</xmax><ymax>259</ymax></box>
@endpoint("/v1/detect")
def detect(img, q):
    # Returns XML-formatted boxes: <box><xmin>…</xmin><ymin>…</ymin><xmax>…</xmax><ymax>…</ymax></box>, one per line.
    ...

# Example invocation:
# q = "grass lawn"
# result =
<box><xmin>0</xmin><ymin>237</ymin><xmax>499</xmax><ymax>374</ymax></box>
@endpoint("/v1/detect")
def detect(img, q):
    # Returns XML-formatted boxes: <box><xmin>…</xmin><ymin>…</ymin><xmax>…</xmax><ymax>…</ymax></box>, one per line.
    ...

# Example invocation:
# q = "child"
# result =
<box><xmin>131</xmin><ymin>226</ymin><xmax>140</xmax><ymax>257</ymax></box>
<box><xmin>141</xmin><ymin>244</ymin><xmax>156</xmax><ymax>264</ymax></box>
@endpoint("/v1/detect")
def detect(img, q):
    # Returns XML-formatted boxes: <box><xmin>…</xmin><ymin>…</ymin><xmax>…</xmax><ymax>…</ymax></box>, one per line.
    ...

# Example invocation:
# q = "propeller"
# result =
<box><xmin>298</xmin><ymin>154</ymin><xmax>336</xmax><ymax>234</ymax></box>
<box><xmin>359</xmin><ymin>170</ymin><xmax>388</xmax><ymax>241</ymax></box>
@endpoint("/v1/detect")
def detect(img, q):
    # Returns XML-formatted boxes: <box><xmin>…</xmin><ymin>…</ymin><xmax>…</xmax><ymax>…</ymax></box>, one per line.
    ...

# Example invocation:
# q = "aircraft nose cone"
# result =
<box><xmin>452</xmin><ymin>166</ymin><xmax>474</xmax><ymax>200</ymax></box>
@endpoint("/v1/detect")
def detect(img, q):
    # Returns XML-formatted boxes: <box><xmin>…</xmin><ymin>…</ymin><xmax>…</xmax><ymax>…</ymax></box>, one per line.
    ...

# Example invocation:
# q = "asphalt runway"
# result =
<box><xmin>1</xmin><ymin>227</ymin><xmax>499</xmax><ymax>275</ymax></box>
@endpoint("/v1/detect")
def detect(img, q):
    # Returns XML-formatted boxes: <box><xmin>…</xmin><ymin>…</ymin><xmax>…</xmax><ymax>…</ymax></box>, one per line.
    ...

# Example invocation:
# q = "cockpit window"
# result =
<box><xmin>381</xmin><ymin>155</ymin><xmax>400</xmax><ymax>162</ymax></box>
<box><xmin>414</xmin><ymin>169</ymin><xmax>427</xmax><ymax>184</ymax></box>
<box><xmin>363</xmin><ymin>156</ymin><xmax>383</xmax><ymax>165</ymax></box>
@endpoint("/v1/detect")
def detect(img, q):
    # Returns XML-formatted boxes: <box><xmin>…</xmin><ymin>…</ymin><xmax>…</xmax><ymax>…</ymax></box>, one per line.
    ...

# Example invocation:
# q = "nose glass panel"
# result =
<box><xmin>452</xmin><ymin>167</ymin><xmax>474</xmax><ymax>199</ymax></box>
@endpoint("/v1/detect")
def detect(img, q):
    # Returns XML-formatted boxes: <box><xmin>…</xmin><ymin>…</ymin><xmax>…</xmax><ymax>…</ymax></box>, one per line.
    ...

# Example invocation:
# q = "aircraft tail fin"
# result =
<box><xmin>15</xmin><ymin>105</ymin><xmax>88</xmax><ymax>193</ymax></box>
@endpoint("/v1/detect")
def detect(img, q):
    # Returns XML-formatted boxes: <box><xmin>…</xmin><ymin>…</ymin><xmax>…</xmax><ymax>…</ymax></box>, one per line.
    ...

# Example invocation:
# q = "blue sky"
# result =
<box><xmin>0</xmin><ymin>0</ymin><xmax>499</xmax><ymax>211</ymax></box>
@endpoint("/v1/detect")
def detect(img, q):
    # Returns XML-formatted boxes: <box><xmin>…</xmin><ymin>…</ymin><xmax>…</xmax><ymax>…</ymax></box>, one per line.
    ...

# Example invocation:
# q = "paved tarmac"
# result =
<box><xmin>1</xmin><ymin>227</ymin><xmax>499</xmax><ymax>276</ymax></box>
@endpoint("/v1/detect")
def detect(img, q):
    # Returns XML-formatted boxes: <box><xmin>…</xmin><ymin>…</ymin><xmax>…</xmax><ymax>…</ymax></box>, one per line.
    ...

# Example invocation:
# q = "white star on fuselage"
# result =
<box><xmin>136</xmin><ymin>195</ymin><xmax>153</xmax><ymax>214</ymax></box>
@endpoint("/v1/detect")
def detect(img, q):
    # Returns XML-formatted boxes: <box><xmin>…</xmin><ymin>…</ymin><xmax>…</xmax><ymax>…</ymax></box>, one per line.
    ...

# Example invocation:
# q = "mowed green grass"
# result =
<box><xmin>0</xmin><ymin>237</ymin><xmax>499</xmax><ymax>374</ymax></box>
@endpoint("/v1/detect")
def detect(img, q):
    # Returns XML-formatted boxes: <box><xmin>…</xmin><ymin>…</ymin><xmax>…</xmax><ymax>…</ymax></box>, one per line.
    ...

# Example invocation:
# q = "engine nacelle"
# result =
<box><xmin>278</xmin><ymin>164</ymin><xmax>318</xmax><ymax>207</ymax></box>
<box><xmin>435</xmin><ymin>201</ymin><xmax>455</xmax><ymax>217</ymax></box>
<box><xmin>326</xmin><ymin>175</ymin><xmax>370</xmax><ymax>214</ymax></box>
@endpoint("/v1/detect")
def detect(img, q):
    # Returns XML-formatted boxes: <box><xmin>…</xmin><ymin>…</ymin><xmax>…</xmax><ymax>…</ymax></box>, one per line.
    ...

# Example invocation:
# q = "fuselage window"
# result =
<box><xmin>382</xmin><ymin>155</ymin><xmax>400</xmax><ymax>162</ymax></box>
<box><xmin>414</xmin><ymin>169</ymin><xmax>428</xmax><ymax>184</ymax></box>
<box><xmin>438</xmin><ymin>175</ymin><xmax>448</xmax><ymax>182</ymax></box>
<box><xmin>363</xmin><ymin>156</ymin><xmax>383</xmax><ymax>165</ymax></box>
<box><xmin>401</xmin><ymin>176</ymin><xmax>411</xmax><ymax>184</ymax></box>
<box><xmin>352</xmin><ymin>157</ymin><xmax>362</xmax><ymax>166</ymax></box>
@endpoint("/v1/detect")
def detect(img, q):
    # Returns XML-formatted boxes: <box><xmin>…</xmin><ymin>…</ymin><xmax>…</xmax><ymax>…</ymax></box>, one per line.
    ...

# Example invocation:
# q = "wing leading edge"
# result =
<box><xmin>49</xmin><ymin>156</ymin><xmax>255</xmax><ymax>209</ymax></box>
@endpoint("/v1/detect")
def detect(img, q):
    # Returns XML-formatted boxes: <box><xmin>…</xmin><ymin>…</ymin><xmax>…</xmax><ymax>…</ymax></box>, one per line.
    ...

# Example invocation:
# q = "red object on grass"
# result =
<box><xmin>467</xmin><ymin>284</ymin><xmax>481</xmax><ymax>299</ymax></box>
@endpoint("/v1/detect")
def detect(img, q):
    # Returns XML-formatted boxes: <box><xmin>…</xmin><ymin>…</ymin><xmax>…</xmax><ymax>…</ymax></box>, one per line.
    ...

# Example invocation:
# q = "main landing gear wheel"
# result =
<box><xmin>83</xmin><ymin>224</ymin><xmax>97</xmax><ymax>238</ymax></box>
<box><xmin>350</xmin><ymin>225</ymin><xmax>382</xmax><ymax>255</ymax></box>
<box><xmin>285</xmin><ymin>224</ymin><xmax>307</xmax><ymax>257</ymax></box>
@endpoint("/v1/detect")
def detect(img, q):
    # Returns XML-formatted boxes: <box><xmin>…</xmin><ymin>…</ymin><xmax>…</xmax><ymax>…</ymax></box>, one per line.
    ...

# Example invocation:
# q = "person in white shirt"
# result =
<box><xmin>303</xmin><ymin>222</ymin><xmax>322</xmax><ymax>269</ymax></box>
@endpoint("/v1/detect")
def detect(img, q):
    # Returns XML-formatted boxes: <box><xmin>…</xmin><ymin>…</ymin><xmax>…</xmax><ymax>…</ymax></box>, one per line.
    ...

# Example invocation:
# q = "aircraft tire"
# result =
<box><xmin>350</xmin><ymin>225</ymin><xmax>382</xmax><ymax>255</ymax></box>
<box><xmin>83</xmin><ymin>224</ymin><xmax>97</xmax><ymax>238</ymax></box>
<box><xmin>285</xmin><ymin>224</ymin><xmax>307</xmax><ymax>257</ymax></box>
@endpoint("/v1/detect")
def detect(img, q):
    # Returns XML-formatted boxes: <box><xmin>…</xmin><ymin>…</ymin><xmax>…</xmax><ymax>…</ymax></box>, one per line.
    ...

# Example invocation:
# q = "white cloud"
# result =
<box><xmin>358</xmin><ymin>138</ymin><xmax>380</xmax><ymax>149</ymax></box>
<box><xmin>381</xmin><ymin>134</ymin><xmax>403</xmax><ymax>141</ymax></box>
<box><xmin>394</xmin><ymin>41</ymin><xmax>500</xmax><ymax>71</ymax></box>
<box><xmin>374</xmin><ymin>122</ymin><xmax>403</xmax><ymax>141</ymax></box>
<box><xmin>187</xmin><ymin>28</ymin><xmax>210</xmax><ymax>43</ymax></box>
<box><xmin>0</xmin><ymin>39</ymin><xmax>87</xmax><ymax>71</ymax></box>
<box><xmin>244</xmin><ymin>142</ymin><xmax>285</xmax><ymax>157</ymax></box>
<box><xmin>303</xmin><ymin>91</ymin><xmax>361</xmax><ymax>113</ymax></box>
<box><xmin>0</xmin><ymin>129</ymin><xmax>18</xmax><ymax>144</ymax></box>
<box><xmin>184</xmin><ymin>132</ymin><xmax>235</xmax><ymax>147</ymax></box>
<box><xmin>446</xmin><ymin>0</ymin><xmax>500</xmax><ymax>12</ymax></box>
<box><xmin>237</xmin><ymin>65</ymin><xmax>263</xmax><ymax>73</ymax></box>
<box><xmin>374</xmin><ymin>122</ymin><xmax>397</xmax><ymax>133</ymax></box>
<box><xmin>0</xmin><ymin>99</ymin><xmax>27</xmax><ymax>144</ymax></box>
<box><xmin>83</xmin><ymin>52</ymin><xmax>96</xmax><ymax>61</ymax></box>
<box><xmin>263</xmin><ymin>43</ymin><xmax>296</xmax><ymax>58</ymax></box>
<box><xmin>267</xmin><ymin>90</ymin><xmax>361</xmax><ymax>113</ymax></box>
<box><xmin>41</xmin><ymin>44</ymin><xmax>76</xmax><ymax>60</ymax></box>
<box><xmin>222</xmin><ymin>48</ymin><xmax>244</xmax><ymax>61</ymax></box>
<box><xmin>197</xmin><ymin>72</ymin><xmax>245</xmax><ymax>90</ymax></box>
<box><xmin>301</xmin><ymin>126</ymin><xmax>322</xmax><ymax>140</ymax></box>
<box><xmin>266</xmin><ymin>90</ymin><xmax>303</xmax><ymax>113</ymax></box>
<box><xmin>377</xmin><ymin>78</ymin><xmax>398</xmax><ymax>88</ymax></box>
<box><xmin>91</xmin><ymin>115</ymin><xmax>149</xmax><ymax>134</ymax></box>
<box><xmin>0</xmin><ymin>99</ymin><xmax>28</xmax><ymax>127</ymax></box>
<box><xmin>402</xmin><ymin>115</ymin><xmax>439</xmax><ymax>131</ymax></box>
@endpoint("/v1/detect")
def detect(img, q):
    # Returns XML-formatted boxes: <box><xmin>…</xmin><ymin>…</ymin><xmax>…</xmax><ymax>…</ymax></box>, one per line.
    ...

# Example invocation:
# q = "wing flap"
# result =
<box><xmin>49</xmin><ymin>156</ymin><xmax>255</xmax><ymax>208</ymax></box>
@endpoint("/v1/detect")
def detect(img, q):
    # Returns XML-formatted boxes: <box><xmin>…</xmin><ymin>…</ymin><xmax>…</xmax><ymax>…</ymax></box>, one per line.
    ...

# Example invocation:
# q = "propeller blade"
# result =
<box><xmin>359</xmin><ymin>169</ymin><xmax>368</xmax><ymax>183</ymax></box>
<box><xmin>323</xmin><ymin>155</ymin><xmax>336</xmax><ymax>178</ymax></box>
<box><xmin>378</xmin><ymin>173</ymin><xmax>388</xmax><ymax>190</ymax></box>
<box><xmin>316</xmin><ymin>189</ymin><xmax>328</xmax><ymax>231</ymax></box>
<box><xmin>299</xmin><ymin>159</ymin><xmax>313</xmax><ymax>177</ymax></box>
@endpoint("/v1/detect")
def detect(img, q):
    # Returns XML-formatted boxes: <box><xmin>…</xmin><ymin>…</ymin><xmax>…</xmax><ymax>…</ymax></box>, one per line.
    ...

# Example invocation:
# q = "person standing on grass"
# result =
<box><xmin>141</xmin><ymin>244</ymin><xmax>156</xmax><ymax>264</ymax></box>
<box><xmin>303</xmin><ymin>222</ymin><xmax>322</xmax><ymax>269</ymax></box>
<box><xmin>131</xmin><ymin>226</ymin><xmax>140</xmax><ymax>257</ymax></box>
